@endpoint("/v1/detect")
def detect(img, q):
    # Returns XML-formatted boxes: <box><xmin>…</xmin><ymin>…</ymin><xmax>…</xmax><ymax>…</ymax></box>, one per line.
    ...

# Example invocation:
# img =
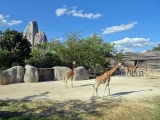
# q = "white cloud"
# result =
<box><xmin>112</xmin><ymin>37</ymin><xmax>154</xmax><ymax>52</ymax></box>
<box><xmin>55</xmin><ymin>6</ymin><xmax>102</xmax><ymax>19</ymax></box>
<box><xmin>102</xmin><ymin>21</ymin><xmax>138</xmax><ymax>34</ymax></box>
<box><xmin>55</xmin><ymin>5</ymin><xmax>67</xmax><ymax>16</ymax></box>
<box><xmin>0</xmin><ymin>14</ymin><xmax>22</xmax><ymax>27</ymax></box>
<box><xmin>55</xmin><ymin>37</ymin><xmax>62</xmax><ymax>41</ymax></box>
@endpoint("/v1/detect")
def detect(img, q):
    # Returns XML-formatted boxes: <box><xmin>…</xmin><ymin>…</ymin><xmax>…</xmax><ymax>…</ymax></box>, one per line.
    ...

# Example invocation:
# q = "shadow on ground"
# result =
<box><xmin>0</xmin><ymin>91</ymin><xmax>121</xmax><ymax>119</ymax></box>
<box><xmin>75</xmin><ymin>84</ymin><xmax>94</xmax><ymax>88</ymax></box>
<box><xmin>111</xmin><ymin>89</ymin><xmax>153</xmax><ymax>97</ymax></box>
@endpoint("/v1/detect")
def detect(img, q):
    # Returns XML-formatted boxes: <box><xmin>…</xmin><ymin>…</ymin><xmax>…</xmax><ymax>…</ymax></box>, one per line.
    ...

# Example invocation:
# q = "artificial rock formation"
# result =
<box><xmin>23</xmin><ymin>21</ymin><xmax>47</xmax><ymax>49</ymax></box>
<box><xmin>3</xmin><ymin>66</ymin><xmax>25</xmax><ymax>84</ymax></box>
<box><xmin>73</xmin><ymin>66</ymin><xmax>89</xmax><ymax>80</ymax></box>
<box><xmin>0</xmin><ymin>72</ymin><xmax>7</xmax><ymax>85</ymax></box>
<box><xmin>53</xmin><ymin>67</ymin><xmax>70</xmax><ymax>81</ymax></box>
<box><xmin>24</xmin><ymin>65</ymin><xmax>39</xmax><ymax>83</ymax></box>
<box><xmin>53</xmin><ymin>66</ymin><xmax>89</xmax><ymax>81</ymax></box>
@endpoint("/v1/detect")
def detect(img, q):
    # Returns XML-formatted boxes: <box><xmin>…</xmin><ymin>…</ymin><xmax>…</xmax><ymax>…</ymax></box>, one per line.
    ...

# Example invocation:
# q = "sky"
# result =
<box><xmin>0</xmin><ymin>0</ymin><xmax>160</xmax><ymax>53</ymax></box>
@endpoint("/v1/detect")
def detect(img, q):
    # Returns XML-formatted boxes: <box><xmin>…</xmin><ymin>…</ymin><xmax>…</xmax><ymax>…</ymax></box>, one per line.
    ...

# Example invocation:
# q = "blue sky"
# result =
<box><xmin>0</xmin><ymin>0</ymin><xmax>160</xmax><ymax>52</ymax></box>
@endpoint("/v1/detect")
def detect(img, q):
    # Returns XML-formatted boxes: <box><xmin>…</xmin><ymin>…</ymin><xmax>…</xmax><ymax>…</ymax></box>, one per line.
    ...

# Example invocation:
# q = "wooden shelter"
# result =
<box><xmin>122</xmin><ymin>51</ymin><xmax>160</xmax><ymax>69</ymax></box>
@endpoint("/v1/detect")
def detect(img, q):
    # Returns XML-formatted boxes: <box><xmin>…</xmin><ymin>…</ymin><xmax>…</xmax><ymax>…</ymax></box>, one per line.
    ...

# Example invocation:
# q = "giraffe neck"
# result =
<box><xmin>71</xmin><ymin>64</ymin><xmax>76</xmax><ymax>73</ymax></box>
<box><xmin>134</xmin><ymin>63</ymin><xmax>139</xmax><ymax>69</ymax></box>
<box><xmin>104</xmin><ymin>64</ymin><xmax>119</xmax><ymax>76</ymax></box>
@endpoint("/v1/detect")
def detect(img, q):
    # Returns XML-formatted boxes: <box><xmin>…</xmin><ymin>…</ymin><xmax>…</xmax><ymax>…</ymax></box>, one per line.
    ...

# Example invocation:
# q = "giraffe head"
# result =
<box><xmin>118</xmin><ymin>62</ymin><xmax>122</xmax><ymax>66</ymax></box>
<box><xmin>73</xmin><ymin>61</ymin><xmax>76</xmax><ymax>65</ymax></box>
<box><xmin>136</xmin><ymin>62</ymin><xmax>140</xmax><ymax>65</ymax></box>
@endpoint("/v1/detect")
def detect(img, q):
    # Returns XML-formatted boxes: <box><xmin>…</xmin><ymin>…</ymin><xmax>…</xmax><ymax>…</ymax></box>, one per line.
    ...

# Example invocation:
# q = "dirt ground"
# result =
<box><xmin>0</xmin><ymin>75</ymin><xmax>160</xmax><ymax>101</ymax></box>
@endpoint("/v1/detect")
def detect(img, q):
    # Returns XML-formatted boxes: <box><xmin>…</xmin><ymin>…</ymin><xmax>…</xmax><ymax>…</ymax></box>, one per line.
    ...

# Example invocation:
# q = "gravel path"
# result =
<box><xmin>0</xmin><ymin>76</ymin><xmax>160</xmax><ymax>101</ymax></box>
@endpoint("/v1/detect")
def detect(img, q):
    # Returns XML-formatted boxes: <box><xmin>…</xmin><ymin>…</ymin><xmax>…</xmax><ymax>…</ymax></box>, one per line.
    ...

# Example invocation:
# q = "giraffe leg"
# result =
<box><xmin>102</xmin><ymin>78</ymin><xmax>111</xmax><ymax>99</ymax></box>
<box><xmin>107</xmin><ymin>77</ymin><xmax>111</xmax><ymax>97</ymax></box>
<box><xmin>102</xmin><ymin>84</ymin><xmax>108</xmax><ymax>99</ymax></box>
<box><xmin>71</xmin><ymin>75</ymin><xmax>73</xmax><ymax>88</ymax></box>
<box><xmin>96</xmin><ymin>88</ymin><xmax>99</xmax><ymax>99</ymax></box>
<box><xmin>91</xmin><ymin>82</ymin><xmax>100</xmax><ymax>99</ymax></box>
<box><xmin>91</xmin><ymin>88</ymin><xmax>96</xmax><ymax>98</ymax></box>
<box><xmin>91</xmin><ymin>83</ymin><xmax>96</xmax><ymax>98</ymax></box>
<box><xmin>65</xmin><ymin>77</ymin><xmax>69</xmax><ymax>89</ymax></box>
<box><xmin>108</xmin><ymin>83</ymin><xmax>111</xmax><ymax>96</ymax></box>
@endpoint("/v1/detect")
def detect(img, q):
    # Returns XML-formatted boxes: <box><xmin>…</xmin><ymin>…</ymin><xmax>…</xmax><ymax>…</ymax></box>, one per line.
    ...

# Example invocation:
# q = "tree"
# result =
<box><xmin>0</xmin><ymin>29</ymin><xmax>32</xmax><ymax>68</ymax></box>
<box><xmin>50</xmin><ymin>30</ymin><xmax>84</xmax><ymax>67</ymax></box>
<box><xmin>115</xmin><ymin>50</ymin><xmax>124</xmax><ymax>63</ymax></box>
<box><xmin>25</xmin><ymin>42</ymin><xmax>62</xmax><ymax>68</ymax></box>
<box><xmin>83</xmin><ymin>33</ymin><xmax>116</xmax><ymax>68</ymax></box>
<box><xmin>153</xmin><ymin>44</ymin><xmax>160</xmax><ymax>51</ymax></box>
<box><xmin>25</xmin><ymin>31</ymin><xmax>117</xmax><ymax>69</ymax></box>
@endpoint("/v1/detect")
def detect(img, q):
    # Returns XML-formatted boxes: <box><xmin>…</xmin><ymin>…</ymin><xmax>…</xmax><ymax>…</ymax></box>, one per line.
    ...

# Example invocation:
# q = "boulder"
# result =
<box><xmin>53</xmin><ymin>67</ymin><xmax>70</xmax><ymax>81</ymax></box>
<box><xmin>24</xmin><ymin>65</ymin><xmax>39</xmax><ymax>83</ymax></box>
<box><xmin>0</xmin><ymin>72</ymin><xmax>7</xmax><ymax>85</ymax></box>
<box><xmin>3</xmin><ymin>66</ymin><xmax>25</xmax><ymax>84</ymax></box>
<box><xmin>23</xmin><ymin>21</ymin><xmax>38</xmax><ymax>49</ymax></box>
<box><xmin>3</xmin><ymin>67</ymin><xmax>16</xmax><ymax>84</ymax></box>
<box><xmin>73</xmin><ymin>66</ymin><xmax>89</xmax><ymax>80</ymax></box>
<box><xmin>15</xmin><ymin>66</ymin><xmax>25</xmax><ymax>83</ymax></box>
<box><xmin>34</xmin><ymin>30</ymin><xmax>47</xmax><ymax>46</ymax></box>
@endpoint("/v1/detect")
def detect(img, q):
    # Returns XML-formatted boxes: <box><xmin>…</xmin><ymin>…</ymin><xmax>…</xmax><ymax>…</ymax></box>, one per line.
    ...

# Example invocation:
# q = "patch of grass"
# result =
<box><xmin>0</xmin><ymin>97</ymin><xmax>160</xmax><ymax>120</ymax></box>
<box><xmin>152</xmin><ymin>96</ymin><xmax>160</xmax><ymax>120</ymax></box>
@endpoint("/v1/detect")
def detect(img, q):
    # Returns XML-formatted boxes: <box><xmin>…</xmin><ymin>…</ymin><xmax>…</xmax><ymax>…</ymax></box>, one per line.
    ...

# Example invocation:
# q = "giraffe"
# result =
<box><xmin>121</xmin><ymin>64</ymin><xmax>129</xmax><ymax>77</ymax></box>
<box><xmin>91</xmin><ymin>62</ymin><xmax>122</xmax><ymax>99</ymax></box>
<box><xmin>128</xmin><ymin>65</ymin><xmax>133</xmax><ymax>76</ymax></box>
<box><xmin>132</xmin><ymin>62</ymin><xmax>139</xmax><ymax>77</ymax></box>
<box><xmin>143</xmin><ymin>66</ymin><xmax>148</xmax><ymax>79</ymax></box>
<box><xmin>124</xmin><ymin>64</ymin><xmax>129</xmax><ymax>77</ymax></box>
<box><xmin>64</xmin><ymin>61</ymin><xmax>76</xmax><ymax>89</ymax></box>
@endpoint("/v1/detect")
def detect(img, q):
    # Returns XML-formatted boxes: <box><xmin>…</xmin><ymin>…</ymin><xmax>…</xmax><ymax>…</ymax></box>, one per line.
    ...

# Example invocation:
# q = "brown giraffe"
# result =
<box><xmin>128</xmin><ymin>65</ymin><xmax>133</xmax><ymax>76</ymax></box>
<box><xmin>143</xmin><ymin>66</ymin><xmax>148</xmax><ymax>79</ymax></box>
<box><xmin>123</xmin><ymin>65</ymin><xmax>129</xmax><ymax>77</ymax></box>
<box><xmin>91</xmin><ymin>62</ymin><xmax>122</xmax><ymax>99</ymax></box>
<box><xmin>132</xmin><ymin>62</ymin><xmax>139</xmax><ymax>77</ymax></box>
<box><xmin>121</xmin><ymin>64</ymin><xmax>129</xmax><ymax>77</ymax></box>
<box><xmin>65</xmin><ymin>61</ymin><xmax>76</xmax><ymax>89</ymax></box>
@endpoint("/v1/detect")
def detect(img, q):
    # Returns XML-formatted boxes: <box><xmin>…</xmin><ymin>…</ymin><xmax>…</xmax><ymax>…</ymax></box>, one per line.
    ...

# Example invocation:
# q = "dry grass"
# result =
<box><xmin>0</xmin><ymin>96</ymin><xmax>160</xmax><ymax>120</ymax></box>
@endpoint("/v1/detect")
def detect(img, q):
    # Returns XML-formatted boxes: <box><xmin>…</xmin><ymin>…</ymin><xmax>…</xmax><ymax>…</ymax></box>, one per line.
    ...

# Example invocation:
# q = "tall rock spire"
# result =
<box><xmin>23</xmin><ymin>21</ymin><xmax>38</xmax><ymax>49</ymax></box>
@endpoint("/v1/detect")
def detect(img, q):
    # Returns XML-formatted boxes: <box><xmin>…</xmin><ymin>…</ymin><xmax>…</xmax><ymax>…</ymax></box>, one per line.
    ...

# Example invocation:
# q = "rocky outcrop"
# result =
<box><xmin>73</xmin><ymin>66</ymin><xmax>89</xmax><ymax>80</ymax></box>
<box><xmin>34</xmin><ymin>30</ymin><xmax>47</xmax><ymax>46</ymax></box>
<box><xmin>23</xmin><ymin>21</ymin><xmax>48</xmax><ymax>49</ymax></box>
<box><xmin>53</xmin><ymin>67</ymin><xmax>70</xmax><ymax>81</ymax></box>
<box><xmin>24</xmin><ymin>65</ymin><xmax>39</xmax><ymax>83</ymax></box>
<box><xmin>53</xmin><ymin>66</ymin><xmax>89</xmax><ymax>81</ymax></box>
<box><xmin>23</xmin><ymin>21</ymin><xmax>38</xmax><ymax>49</ymax></box>
<box><xmin>0</xmin><ymin>72</ymin><xmax>7</xmax><ymax>85</ymax></box>
<box><xmin>3</xmin><ymin>66</ymin><xmax>25</xmax><ymax>84</ymax></box>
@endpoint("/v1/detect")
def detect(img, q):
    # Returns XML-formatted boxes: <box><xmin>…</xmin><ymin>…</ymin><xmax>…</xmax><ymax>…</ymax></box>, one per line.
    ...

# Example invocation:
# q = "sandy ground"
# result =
<box><xmin>0</xmin><ymin>76</ymin><xmax>160</xmax><ymax>101</ymax></box>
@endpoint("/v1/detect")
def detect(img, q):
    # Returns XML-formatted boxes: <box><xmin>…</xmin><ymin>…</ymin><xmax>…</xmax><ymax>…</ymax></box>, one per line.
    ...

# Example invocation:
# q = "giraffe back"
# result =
<box><xmin>96</xmin><ymin>73</ymin><xmax>110</xmax><ymax>84</ymax></box>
